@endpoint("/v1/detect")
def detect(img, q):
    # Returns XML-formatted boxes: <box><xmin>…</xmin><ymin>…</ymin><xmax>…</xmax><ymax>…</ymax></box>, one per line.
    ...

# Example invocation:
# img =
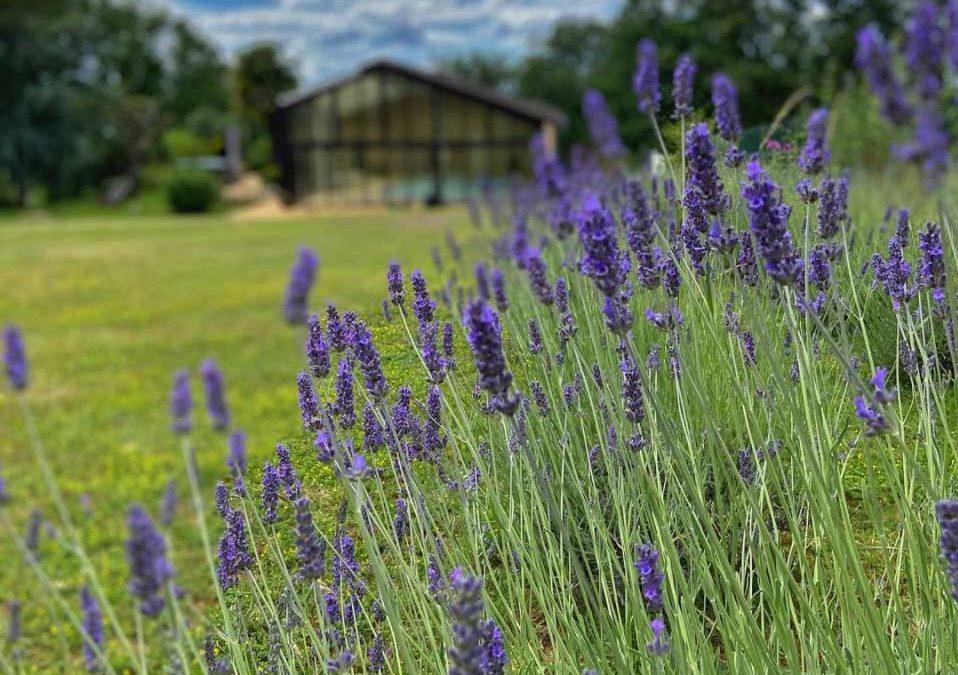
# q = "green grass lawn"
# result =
<box><xmin>0</xmin><ymin>208</ymin><xmax>470</xmax><ymax>669</ymax></box>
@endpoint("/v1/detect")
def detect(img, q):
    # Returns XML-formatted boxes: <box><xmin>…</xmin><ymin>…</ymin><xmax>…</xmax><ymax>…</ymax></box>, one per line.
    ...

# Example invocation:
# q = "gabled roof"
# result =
<box><xmin>278</xmin><ymin>58</ymin><xmax>567</xmax><ymax>127</ymax></box>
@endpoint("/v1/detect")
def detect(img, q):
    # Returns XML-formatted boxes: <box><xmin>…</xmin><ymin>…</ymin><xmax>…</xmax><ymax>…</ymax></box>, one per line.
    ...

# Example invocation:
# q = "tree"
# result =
<box><xmin>235</xmin><ymin>44</ymin><xmax>298</xmax><ymax>122</ymax></box>
<box><xmin>439</xmin><ymin>54</ymin><xmax>517</xmax><ymax>92</ymax></box>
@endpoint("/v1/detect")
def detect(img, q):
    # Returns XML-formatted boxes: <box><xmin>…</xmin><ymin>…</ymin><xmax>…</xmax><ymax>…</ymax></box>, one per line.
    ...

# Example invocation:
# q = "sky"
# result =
<box><xmin>158</xmin><ymin>0</ymin><xmax>624</xmax><ymax>87</ymax></box>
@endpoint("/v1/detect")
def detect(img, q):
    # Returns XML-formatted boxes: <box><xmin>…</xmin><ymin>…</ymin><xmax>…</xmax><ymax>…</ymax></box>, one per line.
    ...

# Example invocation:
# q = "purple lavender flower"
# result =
<box><xmin>442</xmin><ymin>321</ymin><xmax>456</xmax><ymax>369</ymax></box>
<box><xmin>216</xmin><ymin>493</ymin><xmax>253</xmax><ymax>589</ymax></box>
<box><xmin>282</xmin><ymin>247</ymin><xmax>319</xmax><ymax>324</ymax></box>
<box><xmin>711</xmin><ymin>73</ymin><xmax>742</xmax><ymax>141</ymax></box>
<box><xmin>342</xmin><ymin>453</ymin><xmax>370</xmax><ymax>480</ymax></box>
<box><xmin>662</xmin><ymin>257</ymin><xmax>681</xmax><ymax>298</ymax></box>
<box><xmin>724</xmin><ymin>146</ymin><xmax>745</xmax><ymax>168</ymax></box>
<box><xmin>393</xmin><ymin>498</ymin><xmax>409</xmax><ymax>543</ymax></box>
<box><xmin>491</xmin><ymin>269</ymin><xmax>508</xmax><ymax>312</ymax></box>
<box><xmin>80</xmin><ymin>587</ymin><xmax>103</xmax><ymax>671</ymax></box>
<box><xmin>633</xmin><ymin>38</ymin><xmax>660</xmax><ymax>114</ymax></box>
<box><xmin>856</xmin><ymin>24</ymin><xmax>912</xmax><ymax>125</ymax></box>
<box><xmin>741</xmin><ymin>331</ymin><xmax>756</xmax><ymax>366</ymax></box>
<box><xmin>362</xmin><ymin>403</ymin><xmax>385</xmax><ymax>451</ymax></box>
<box><xmin>646</xmin><ymin>617</ymin><xmax>670</xmax><ymax>656</ymax></box>
<box><xmin>169</xmin><ymin>369</ymin><xmax>192</xmax><ymax>434</ymax></box>
<box><xmin>261</xmin><ymin>462</ymin><xmax>280</xmax><ymax>523</ymax></box>
<box><xmin>525</xmin><ymin>248</ymin><xmax>554</xmax><ymax>306</ymax></box>
<box><xmin>411</xmin><ymin>269</ymin><xmax>436</xmax><ymax>328</ymax></box>
<box><xmin>684</xmin><ymin>123</ymin><xmax>729</xmax><ymax>215</ymax></box>
<box><xmin>6</xmin><ymin>600</ymin><xmax>19</xmax><ymax>645</ymax></box>
<box><xmin>577</xmin><ymin>193</ymin><xmax>627</xmax><ymax>298</ymax></box>
<box><xmin>126</xmin><ymin>505</ymin><xmax>174</xmax><ymax>617</ymax></box>
<box><xmin>645</xmin><ymin>305</ymin><xmax>683</xmax><ymax>332</ymax></box>
<box><xmin>874</xmin><ymin>211</ymin><xmax>915</xmax><ymax>311</ymax></box>
<box><xmin>808</xmin><ymin>244</ymin><xmax>833</xmax><ymax>291</ymax></box>
<box><xmin>160</xmin><ymin>479</ymin><xmax>176</xmax><ymax>526</ymax></box>
<box><xmin>275</xmin><ymin>443</ymin><xmax>301</xmax><ymax>499</ymax></box>
<box><xmin>708</xmin><ymin>220</ymin><xmax>739</xmax><ymax>253</ymax></box>
<box><xmin>853</xmin><ymin>367</ymin><xmax>896</xmax><ymax>435</ymax></box>
<box><xmin>475</xmin><ymin>263</ymin><xmax>491</xmax><ymax>301</ymax></box>
<box><xmin>949</xmin><ymin>0</ymin><xmax>958</xmax><ymax>69</ymax></box>
<box><xmin>294</xmin><ymin>497</ymin><xmax>326</xmax><ymax>580</ymax></box>
<box><xmin>200</xmin><ymin>358</ymin><xmax>230</xmax><ymax>431</ymax></box>
<box><xmin>894</xmin><ymin>108</ymin><xmax>949</xmax><ymax>189</ymax></box>
<box><xmin>387</xmin><ymin>261</ymin><xmax>405</xmax><ymax>307</ymax></box>
<box><xmin>530</xmin><ymin>381</ymin><xmax>549</xmax><ymax>415</ymax></box>
<box><xmin>905</xmin><ymin>1</ymin><xmax>945</xmax><ymax>101</ymax></box>
<box><xmin>423</xmin><ymin>386</ymin><xmax>447</xmax><ymax>456</ymax></box>
<box><xmin>2</xmin><ymin>325</ymin><xmax>27</xmax><ymax>391</ymax></box>
<box><xmin>796</xmin><ymin>178</ymin><xmax>818</xmax><ymax>204</ymax></box>
<box><xmin>464</xmin><ymin>300</ymin><xmax>519</xmax><ymax>416</ymax></box>
<box><xmin>672</xmin><ymin>53</ymin><xmax>696</xmax><ymax>118</ymax></box>
<box><xmin>369</xmin><ymin>634</ymin><xmax>387</xmax><ymax>672</ymax></box>
<box><xmin>305</xmin><ymin>314</ymin><xmax>331</xmax><ymax>378</ymax></box>
<box><xmin>736</xmin><ymin>233</ymin><xmax>758</xmax><ymax>287</ymax></box>
<box><xmin>741</xmin><ymin>158</ymin><xmax>802</xmax><ymax>286</ymax></box>
<box><xmin>798</xmin><ymin>108</ymin><xmax>830</xmax><ymax>175</ymax></box>
<box><xmin>326</xmin><ymin>304</ymin><xmax>348</xmax><ymax>352</ymax></box>
<box><xmin>620</xmin><ymin>357</ymin><xmax>645</xmax><ymax>424</ymax></box>
<box><xmin>936</xmin><ymin>499</ymin><xmax>958</xmax><ymax>599</ymax></box>
<box><xmin>297</xmin><ymin>371</ymin><xmax>322</xmax><ymax>433</ymax></box>
<box><xmin>634</xmin><ymin>543</ymin><xmax>664</xmax><ymax>613</ymax></box>
<box><xmin>583</xmin><ymin>89</ymin><xmax>626</xmax><ymax>159</ymax></box>
<box><xmin>335</xmin><ymin>359</ymin><xmax>356</xmax><ymax>429</ymax></box>
<box><xmin>817</xmin><ymin>175</ymin><xmax>849</xmax><ymax>239</ymax></box>
<box><xmin>224</xmin><ymin>432</ymin><xmax>246</xmax><ymax>479</ymax></box>
<box><xmin>918</xmin><ymin>222</ymin><xmax>947</xmax><ymax>304</ymax></box>
<box><xmin>446</xmin><ymin>568</ymin><xmax>507</xmax><ymax>675</ymax></box>
<box><xmin>350</xmin><ymin>320</ymin><xmax>389</xmax><ymax>402</ymax></box>
<box><xmin>527</xmin><ymin>319</ymin><xmax>543</xmax><ymax>355</ymax></box>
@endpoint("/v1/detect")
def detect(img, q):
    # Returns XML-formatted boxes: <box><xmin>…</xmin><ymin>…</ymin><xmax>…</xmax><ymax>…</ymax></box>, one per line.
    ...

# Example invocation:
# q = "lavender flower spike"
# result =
<box><xmin>200</xmin><ymin>358</ymin><xmax>230</xmax><ymax>431</ymax></box>
<box><xmin>387</xmin><ymin>261</ymin><xmax>405</xmax><ymax>307</ymax></box>
<box><xmin>282</xmin><ymin>246</ymin><xmax>319</xmax><ymax>324</ymax></box>
<box><xmin>740</xmin><ymin>158</ymin><xmax>801</xmax><ymax>286</ymax></box>
<box><xmin>583</xmin><ymin>89</ymin><xmax>626</xmax><ymax>159</ymax></box>
<box><xmin>2</xmin><ymin>325</ymin><xmax>27</xmax><ymax>391</ymax></box>
<box><xmin>80</xmin><ymin>587</ymin><xmax>104</xmax><ymax>671</ymax></box>
<box><xmin>294</xmin><ymin>497</ymin><xmax>326</xmax><ymax>580</ymax></box>
<box><xmin>634</xmin><ymin>543</ymin><xmax>664</xmax><ymax>613</ymax></box>
<box><xmin>126</xmin><ymin>505</ymin><xmax>174</xmax><ymax>617</ymax></box>
<box><xmin>855</xmin><ymin>24</ymin><xmax>912</xmax><ymax>125</ymax></box>
<box><xmin>169</xmin><ymin>369</ymin><xmax>192</xmax><ymax>435</ymax></box>
<box><xmin>297</xmin><ymin>371</ymin><xmax>322</xmax><ymax>433</ymax></box>
<box><xmin>464</xmin><ymin>300</ymin><xmax>519</xmax><ymax>416</ymax></box>
<box><xmin>798</xmin><ymin>108</ymin><xmax>829</xmax><ymax>175</ymax></box>
<box><xmin>350</xmin><ymin>320</ymin><xmax>389</xmax><ymax>401</ymax></box>
<box><xmin>633</xmin><ymin>38</ymin><xmax>660</xmax><ymax>114</ymax></box>
<box><xmin>936</xmin><ymin>500</ymin><xmax>958</xmax><ymax>599</ymax></box>
<box><xmin>672</xmin><ymin>53</ymin><xmax>696</xmax><ymax>118</ymax></box>
<box><xmin>305</xmin><ymin>314</ymin><xmax>331</xmax><ymax>378</ymax></box>
<box><xmin>711</xmin><ymin>73</ymin><xmax>742</xmax><ymax>142</ymax></box>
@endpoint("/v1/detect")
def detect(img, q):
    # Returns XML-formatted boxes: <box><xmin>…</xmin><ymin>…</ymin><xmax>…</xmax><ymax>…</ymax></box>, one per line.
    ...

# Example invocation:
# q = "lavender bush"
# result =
<box><xmin>4</xmin><ymin>11</ymin><xmax>958</xmax><ymax>673</ymax></box>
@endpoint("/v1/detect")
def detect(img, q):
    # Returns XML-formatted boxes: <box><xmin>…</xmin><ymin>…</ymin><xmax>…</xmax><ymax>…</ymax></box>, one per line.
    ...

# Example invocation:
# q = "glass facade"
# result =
<box><xmin>276</xmin><ymin>67</ymin><xmax>547</xmax><ymax>205</ymax></box>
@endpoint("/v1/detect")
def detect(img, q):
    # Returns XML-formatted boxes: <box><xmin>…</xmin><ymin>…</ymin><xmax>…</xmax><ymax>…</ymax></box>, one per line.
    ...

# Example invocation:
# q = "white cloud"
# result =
<box><xmin>165</xmin><ymin>0</ymin><xmax>623</xmax><ymax>84</ymax></box>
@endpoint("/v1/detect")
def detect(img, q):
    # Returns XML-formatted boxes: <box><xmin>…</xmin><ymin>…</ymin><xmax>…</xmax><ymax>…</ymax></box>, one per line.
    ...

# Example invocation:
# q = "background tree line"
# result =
<box><xmin>0</xmin><ymin>0</ymin><xmax>297</xmax><ymax>207</ymax></box>
<box><xmin>443</xmin><ymin>0</ymin><xmax>903</xmax><ymax>155</ymax></box>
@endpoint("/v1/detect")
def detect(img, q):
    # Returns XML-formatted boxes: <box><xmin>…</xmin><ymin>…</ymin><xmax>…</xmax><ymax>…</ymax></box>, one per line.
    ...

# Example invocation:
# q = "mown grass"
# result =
<box><xmin>0</xmin><ymin>208</ymin><xmax>470</xmax><ymax>669</ymax></box>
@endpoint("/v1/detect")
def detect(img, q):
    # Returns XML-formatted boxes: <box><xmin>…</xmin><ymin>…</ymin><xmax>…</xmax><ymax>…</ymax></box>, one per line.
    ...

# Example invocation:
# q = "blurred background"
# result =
<box><xmin>1</xmin><ymin>0</ymin><xmax>906</xmax><ymax>215</ymax></box>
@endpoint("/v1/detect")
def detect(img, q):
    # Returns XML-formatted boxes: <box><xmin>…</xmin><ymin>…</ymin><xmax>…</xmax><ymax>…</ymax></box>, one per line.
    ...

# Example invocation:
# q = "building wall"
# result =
<box><xmin>278</xmin><ymin>69</ymin><xmax>542</xmax><ymax>205</ymax></box>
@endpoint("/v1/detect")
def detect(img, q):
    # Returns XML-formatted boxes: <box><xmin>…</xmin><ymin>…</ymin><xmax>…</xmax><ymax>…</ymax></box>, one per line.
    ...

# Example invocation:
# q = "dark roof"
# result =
<box><xmin>278</xmin><ymin>58</ymin><xmax>567</xmax><ymax>127</ymax></box>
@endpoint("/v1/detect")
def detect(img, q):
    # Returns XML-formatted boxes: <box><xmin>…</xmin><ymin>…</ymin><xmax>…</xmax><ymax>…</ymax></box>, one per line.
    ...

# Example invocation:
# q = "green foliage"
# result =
<box><xmin>166</xmin><ymin>170</ymin><xmax>218</xmax><ymax>213</ymax></box>
<box><xmin>163</xmin><ymin>129</ymin><xmax>218</xmax><ymax>160</ymax></box>
<box><xmin>235</xmin><ymin>44</ymin><xmax>298</xmax><ymax>122</ymax></box>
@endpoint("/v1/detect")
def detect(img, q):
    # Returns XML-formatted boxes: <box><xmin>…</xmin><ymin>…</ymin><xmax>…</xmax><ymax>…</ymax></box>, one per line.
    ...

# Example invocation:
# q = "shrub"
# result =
<box><xmin>166</xmin><ymin>170</ymin><xmax>218</xmax><ymax>213</ymax></box>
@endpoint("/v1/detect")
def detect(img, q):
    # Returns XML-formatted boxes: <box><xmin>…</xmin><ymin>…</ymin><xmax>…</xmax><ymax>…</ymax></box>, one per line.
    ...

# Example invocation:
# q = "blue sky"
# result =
<box><xmin>158</xmin><ymin>0</ymin><xmax>624</xmax><ymax>86</ymax></box>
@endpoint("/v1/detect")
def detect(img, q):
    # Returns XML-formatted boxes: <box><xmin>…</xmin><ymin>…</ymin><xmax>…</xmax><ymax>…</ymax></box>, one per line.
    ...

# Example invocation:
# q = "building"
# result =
<box><xmin>270</xmin><ymin>59</ymin><xmax>566</xmax><ymax>205</ymax></box>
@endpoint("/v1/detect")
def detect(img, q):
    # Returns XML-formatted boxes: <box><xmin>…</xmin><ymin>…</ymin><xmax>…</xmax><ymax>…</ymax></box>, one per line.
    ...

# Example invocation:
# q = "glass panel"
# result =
<box><xmin>441</xmin><ymin>92</ymin><xmax>487</xmax><ymax>142</ymax></box>
<box><xmin>382</xmin><ymin>77</ymin><xmax>432</xmax><ymax>141</ymax></box>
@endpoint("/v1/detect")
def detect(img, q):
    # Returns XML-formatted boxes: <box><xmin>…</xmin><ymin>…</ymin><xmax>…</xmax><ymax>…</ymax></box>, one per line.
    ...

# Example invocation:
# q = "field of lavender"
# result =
<box><xmin>5</xmin><ymin>8</ymin><xmax>958</xmax><ymax>674</ymax></box>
